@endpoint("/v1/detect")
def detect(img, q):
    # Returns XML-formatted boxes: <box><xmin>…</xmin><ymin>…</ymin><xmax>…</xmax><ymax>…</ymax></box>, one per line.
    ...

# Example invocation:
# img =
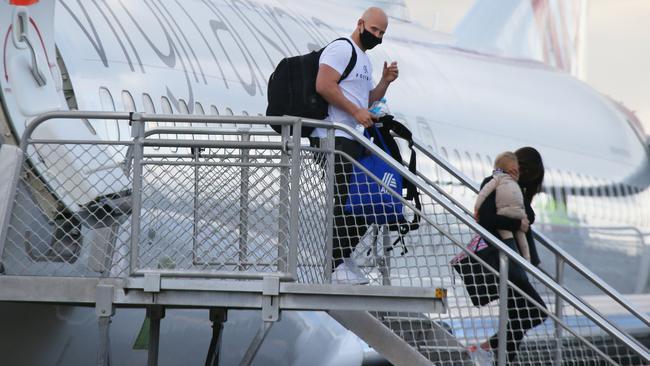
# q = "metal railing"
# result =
<box><xmin>0</xmin><ymin>111</ymin><xmax>648</xmax><ymax>365</ymax></box>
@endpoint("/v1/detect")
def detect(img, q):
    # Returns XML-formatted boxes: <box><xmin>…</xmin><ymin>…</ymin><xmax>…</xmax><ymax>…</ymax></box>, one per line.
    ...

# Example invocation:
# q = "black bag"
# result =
<box><xmin>451</xmin><ymin>236</ymin><xmax>530</xmax><ymax>307</ymax></box>
<box><xmin>451</xmin><ymin>236</ymin><xmax>500</xmax><ymax>307</ymax></box>
<box><xmin>367</xmin><ymin>115</ymin><xmax>422</xmax><ymax>255</ymax></box>
<box><xmin>266</xmin><ymin>38</ymin><xmax>357</xmax><ymax>137</ymax></box>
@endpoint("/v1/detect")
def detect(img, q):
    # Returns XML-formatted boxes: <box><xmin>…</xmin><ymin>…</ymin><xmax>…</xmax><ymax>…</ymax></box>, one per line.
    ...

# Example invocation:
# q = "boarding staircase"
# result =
<box><xmin>0</xmin><ymin>111</ymin><xmax>648</xmax><ymax>365</ymax></box>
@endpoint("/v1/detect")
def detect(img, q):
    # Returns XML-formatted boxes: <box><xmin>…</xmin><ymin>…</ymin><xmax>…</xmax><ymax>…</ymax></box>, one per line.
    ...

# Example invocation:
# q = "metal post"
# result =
<box><xmin>382</xmin><ymin>226</ymin><xmax>392</xmax><ymax>286</ymax></box>
<box><xmin>239</xmin><ymin>321</ymin><xmax>273</xmax><ymax>366</ymax></box>
<box><xmin>554</xmin><ymin>257</ymin><xmax>565</xmax><ymax>366</ymax></box>
<box><xmin>147</xmin><ymin>306</ymin><xmax>165</xmax><ymax>366</ymax></box>
<box><xmin>497</xmin><ymin>252</ymin><xmax>509</xmax><ymax>366</ymax></box>
<box><xmin>129</xmin><ymin>113</ymin><xmax>145</xmax><ymax>275</ymax></box>
<box><xmin>205</xmin><ymin>308</ymin><xmax>227</xmax><ymax>366</ymax></box>
<box><xmin>287</xmin><ymin>119</ymin><xmax>302</xmax><ymax>278</ymax></box>
<box><xmin>95</xmin><ymin>284</ymin><xmax>114</xmax><ymax>366</ymax></box>
<box><xmin>97</xmin><ymin>316</ymin><xmax>112</xmax><ymax>366</ymax></box>
<box><xmin>277</xmin><ymin>125</ymin><xmax>290</xmax><ymax>273</ymax></box>
<box><xmin>239</xmin><ymin>133</ymin><xmax>250</xmax><ymax>270</ymax></box>
<box><xmin>323</xmin><ymin>129</ymin><xmax>335</xmax><ymax>282</ymax></box>
<box><xmin>192</xmin><ymin>147</ymin><xmax>200</xmax><ymax>264</ymax></box>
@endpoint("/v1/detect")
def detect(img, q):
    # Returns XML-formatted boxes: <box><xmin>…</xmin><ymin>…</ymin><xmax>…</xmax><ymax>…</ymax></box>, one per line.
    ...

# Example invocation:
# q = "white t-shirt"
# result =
<box><xmin>313</xmin><ymin>38</ymin><xmax>374</xmax><ymax>139</ymax></box>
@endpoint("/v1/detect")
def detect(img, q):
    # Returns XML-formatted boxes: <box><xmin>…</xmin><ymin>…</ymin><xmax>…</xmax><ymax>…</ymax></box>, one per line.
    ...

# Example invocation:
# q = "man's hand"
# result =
<box><xmin>353</xmin><ymin>108</ymin><xmax>375</xmax><ymax>128</ymax></box>
<box><xmin>382</xmin><ymin>61</ymin><xmax>399</xmax><ymax>84</ymax></box>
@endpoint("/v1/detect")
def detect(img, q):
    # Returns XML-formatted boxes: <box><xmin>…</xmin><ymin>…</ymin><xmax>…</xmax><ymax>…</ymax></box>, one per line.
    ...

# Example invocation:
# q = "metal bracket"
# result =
<box><xmin>95</xmin><ymin>284</ymin><xmax>115</xmax><ymax>317</ymax></box>
<box><xmin>144</xmin><ymin>273</ymin><xmax>161</xmax><ymax>293</ymax></box>
<box><xmin>261</xmin><ymin>276</ymin><xmax>280</xmax><ymax>322</ymax></box>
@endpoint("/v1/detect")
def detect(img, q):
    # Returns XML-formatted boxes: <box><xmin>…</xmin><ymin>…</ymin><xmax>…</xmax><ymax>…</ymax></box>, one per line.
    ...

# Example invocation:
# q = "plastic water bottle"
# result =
<box><xmin>368</xmin><ymin>97</ymin><xmax>390</xmax><ymax>118</ymax></box>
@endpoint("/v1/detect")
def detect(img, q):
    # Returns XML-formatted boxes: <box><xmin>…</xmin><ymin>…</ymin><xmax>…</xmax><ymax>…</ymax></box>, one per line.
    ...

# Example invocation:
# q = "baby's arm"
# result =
<box><xmin>474</xmin><ymin>178</ymin><xmax>499</xmax><ymax>217</ymax></box>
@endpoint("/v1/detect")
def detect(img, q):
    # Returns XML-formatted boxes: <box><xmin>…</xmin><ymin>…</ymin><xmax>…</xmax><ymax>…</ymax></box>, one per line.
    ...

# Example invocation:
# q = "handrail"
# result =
<box><xmin>18</xmin><ymin>111</ymin><xmax>650</xmax><ymax>361</ymax></box>
<box><xmin>300</xmin><ymin>118</ymin><xmax>650</xmax><ymax>361</ymax></box>
<box><xmin>407</xmin><ymin>138</ymin><xmax>650</xmax><ymax>328</ymax></box>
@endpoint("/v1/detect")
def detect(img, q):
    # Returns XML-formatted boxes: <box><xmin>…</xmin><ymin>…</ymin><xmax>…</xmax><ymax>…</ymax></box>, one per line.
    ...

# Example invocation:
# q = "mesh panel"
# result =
<box><xmin>136</xmin><ymin>147</ymin><xmax>290</xmax><ymax>275</ymax></box>
<box><xmin>3</xmin><ymin>142</ymin><xmax>131</xmax><ymax>277</ymax></box>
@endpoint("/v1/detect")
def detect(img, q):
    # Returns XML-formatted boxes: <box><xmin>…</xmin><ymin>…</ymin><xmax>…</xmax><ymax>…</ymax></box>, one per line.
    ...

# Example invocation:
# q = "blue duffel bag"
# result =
<box><xmin>344</xmin><ymin>125</ymin><xmax>404</xmax><ymax>226</ymax></box>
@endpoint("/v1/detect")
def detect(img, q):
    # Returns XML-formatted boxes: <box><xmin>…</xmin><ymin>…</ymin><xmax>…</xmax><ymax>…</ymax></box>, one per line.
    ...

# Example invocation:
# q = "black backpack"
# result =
<box><xmin>266</xmin><ymin>38</ymin><xmax>357</xmax><ymax>137</ymax></box>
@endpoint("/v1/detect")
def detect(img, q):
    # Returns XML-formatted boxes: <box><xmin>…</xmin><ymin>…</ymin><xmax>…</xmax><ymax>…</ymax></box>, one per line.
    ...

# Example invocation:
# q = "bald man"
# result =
<box><xmin>314</xmin><ymin>7</ymin><xmax>399</xmax><ymax>284</ymax></box>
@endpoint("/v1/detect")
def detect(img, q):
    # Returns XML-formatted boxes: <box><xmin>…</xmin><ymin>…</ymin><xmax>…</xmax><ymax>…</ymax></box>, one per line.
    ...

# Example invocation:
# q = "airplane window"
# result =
<box><xmin>485</xmin><ymin>156</ymin><xmax>492</xmax><ymax>174</ymax></box>
<box><xmin>178</xmin><ymin>99</ymin><xmax>189</xmax><ymax>114</ymax></box>
<box><xmin>161</xmin><ymin>96</ymin><xmax>173</xmax><ymax>115</ymax></box>
<box><xmin>195</xmin><ymin>102</ymin><xmax>205</xmax><ymax>115</ymax></box>
<box><xmin>440</xmin><ymin>147</ymin><xmax>448</xmax><ymax>161</ymax></box>
<box><xmin>142</xmin><ymin>93</ymin><xmax>159</xmax><ymax>149</ymax></box>
<box><xmin>241</xmin><ymin>111</ymin><xmax>252</xmax><ymax>129</ymax></box>
<box><xmin>474</xmin><ymin>153</ymin><xmax>483</xmax><ymax>177</ymax></box>
<box><xmin>194</xmin><ymin>103</ymin><xmax>208</xmax><ymax>131</ymax></box>
<box><xmin>464</xmin><ymin>152</ymin><xmax>475</xmax><ymax>180</ymax></box>
<box><xmin>453</xmin><ymin>149</ymin><xmax>461</xmax><ymax>169</ymax></box>
<box><xmin>142</xmin><ymin>93</ymin><xmax>156</xmax><ymax>113</ymax></box>
<box><xmin>588</xmin><ymin>178</ymin><xmax>597</xmax><ymax>197</ymax></box>
<box><xmin>160</xmin><ymin>97</ymin><xmax>177</xmax><ymax>152</ymax></box>
<box><xmin>416</xmin><ymin>117</ymin><xmax>435</xmax><ymax>152</ymax></box>
<box><xmin>566</xmin><ymin>171</ymin><xmax>576</xmax><ymax>196</ymax></box>
<box><xmin>177</xmin><ymin>100</ymin><xmax>191</xmax><ymax>140</ymax></box>
<box><xmin>121</xmin><ymin>91</ymin><xmax>136</xmax><ymax>112</ymax></box>
<box><xmin>575</xmin><ymin>174</ymin><xmax>585</xmax><ymax>196</ymax></box>
<box><xmin>99</xmin><ymin>87</ymin><xmax>119</xmax><ymax>141</ymax></box>
<box><xmin>438</xmin><ymin>147</ymin><xmax>449</xmax><ymax>186</ymax></box>
<box><xmin>604</xmin><ymin>183</ymin><xmax>611</xmax><ymax>197</ymax></box>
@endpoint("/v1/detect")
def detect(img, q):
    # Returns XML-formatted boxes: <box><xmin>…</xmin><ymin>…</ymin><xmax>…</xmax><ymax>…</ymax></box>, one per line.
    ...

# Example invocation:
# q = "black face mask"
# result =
<box><xmin>359</xmin><ymin>23</ymin><xmax>382</xmax><ymax>50</ymax></box>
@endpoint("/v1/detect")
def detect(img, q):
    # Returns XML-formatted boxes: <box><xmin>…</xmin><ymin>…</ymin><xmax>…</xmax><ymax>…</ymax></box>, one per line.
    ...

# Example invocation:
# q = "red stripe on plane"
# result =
<box><xmin>10</xmin><ymin>0</ymin><xmax>39</xmax><ymax>5</ymax></box>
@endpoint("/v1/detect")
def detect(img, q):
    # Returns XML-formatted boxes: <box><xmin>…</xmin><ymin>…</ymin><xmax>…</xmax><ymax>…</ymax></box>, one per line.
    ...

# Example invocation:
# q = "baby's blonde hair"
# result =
<box><xmin>494</xmin><ymin>151</ymin><xmax>518</xmax><ymax>170</ymax></box>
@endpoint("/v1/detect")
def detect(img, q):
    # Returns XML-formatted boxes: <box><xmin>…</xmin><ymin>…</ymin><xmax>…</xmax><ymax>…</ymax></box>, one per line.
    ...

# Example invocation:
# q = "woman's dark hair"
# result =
<box><xmin>515</xmin><ymin>146</ymin><xmax>544</xmax><ymax>204</ymax></box>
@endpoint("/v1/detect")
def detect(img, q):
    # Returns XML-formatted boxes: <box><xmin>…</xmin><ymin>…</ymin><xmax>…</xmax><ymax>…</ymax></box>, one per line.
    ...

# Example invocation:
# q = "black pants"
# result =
<box><xmin>487</xmin><ymin>238</ymin><xmax>548</xmax><ymax>364</ymax></box>
<box><xmin>311</xmin><ymin>137</ymin><xmax>368</xmax><ymax>268</ymax></box>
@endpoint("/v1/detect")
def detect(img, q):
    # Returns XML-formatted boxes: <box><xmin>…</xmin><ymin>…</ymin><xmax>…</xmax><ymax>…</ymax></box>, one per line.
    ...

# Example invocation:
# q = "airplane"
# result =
<box><xmin>0</xmin><ymin>0</ymin><xmax>649</xmax><ymax>365</ymax></box>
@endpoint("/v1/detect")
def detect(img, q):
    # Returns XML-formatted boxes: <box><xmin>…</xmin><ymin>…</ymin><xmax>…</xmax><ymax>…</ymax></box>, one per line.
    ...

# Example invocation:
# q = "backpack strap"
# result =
<box><xmin>325</xmin><ymin>37</ymin><xmax>357</xmax><ymax>83</ymax></box>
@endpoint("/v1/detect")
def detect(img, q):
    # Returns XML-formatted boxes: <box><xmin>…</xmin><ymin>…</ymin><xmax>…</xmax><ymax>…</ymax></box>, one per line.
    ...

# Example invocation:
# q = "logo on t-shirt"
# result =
<box><xmin>356</xmin><ymin>65</ymin><xmax>370</xmax><ymax>81</ymax></box>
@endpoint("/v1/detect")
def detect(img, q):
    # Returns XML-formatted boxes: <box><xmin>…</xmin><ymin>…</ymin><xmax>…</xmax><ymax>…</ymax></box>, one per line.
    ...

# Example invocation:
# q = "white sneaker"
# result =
<box><xmin>331</xmin><ymin>259</ymin><xmax>369</xmax><ymax>285</ymax></box>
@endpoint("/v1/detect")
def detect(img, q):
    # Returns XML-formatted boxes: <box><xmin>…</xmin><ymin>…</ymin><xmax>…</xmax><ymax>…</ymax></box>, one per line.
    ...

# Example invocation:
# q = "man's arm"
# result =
<box><xmin>369</xmin><ymin>61</ymin><xmax>398</xmax><ymax>105</ymax></box>
<box><xmin>315</xmin><ymin>64</ymin><xmax>374</xmax><ymax>127</ymax></box>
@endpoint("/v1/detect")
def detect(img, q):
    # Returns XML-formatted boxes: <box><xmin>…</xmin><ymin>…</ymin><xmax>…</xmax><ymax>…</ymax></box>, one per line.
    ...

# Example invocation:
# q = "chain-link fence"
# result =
<box><xmin>0</xmin><ymin>115</ymin><xmax>327</xmax><ymax>283</ymax></box>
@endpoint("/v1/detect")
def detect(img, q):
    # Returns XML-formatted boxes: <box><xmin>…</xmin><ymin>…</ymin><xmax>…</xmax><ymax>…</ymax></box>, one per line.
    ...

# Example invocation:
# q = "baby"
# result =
<box><xmin>474</xmin><ymin>152</ymin><xmax>531</xmax><ymax>262</ymax></box>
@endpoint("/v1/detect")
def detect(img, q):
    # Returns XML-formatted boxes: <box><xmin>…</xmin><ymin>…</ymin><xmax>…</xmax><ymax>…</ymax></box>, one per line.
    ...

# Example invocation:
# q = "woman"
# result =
<box><xmin>476</xmin><ymin>147</ymin><xmax>548</xmax><ymax>363</ymax></box>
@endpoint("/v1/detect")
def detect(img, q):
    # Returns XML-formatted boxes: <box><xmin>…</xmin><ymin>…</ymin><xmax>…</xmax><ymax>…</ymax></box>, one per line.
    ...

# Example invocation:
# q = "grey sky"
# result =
<box><xmin>403</xmin><ymin>0</ymin><xmax>650</xmax><ymax>133</ymax></box>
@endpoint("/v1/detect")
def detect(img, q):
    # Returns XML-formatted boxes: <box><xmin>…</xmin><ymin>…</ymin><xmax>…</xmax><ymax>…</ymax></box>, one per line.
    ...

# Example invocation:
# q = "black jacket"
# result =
<box><xmin>476</xmin><ymin>176</ymin><xmax>541</xmax><ymax>266</ymax></box>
